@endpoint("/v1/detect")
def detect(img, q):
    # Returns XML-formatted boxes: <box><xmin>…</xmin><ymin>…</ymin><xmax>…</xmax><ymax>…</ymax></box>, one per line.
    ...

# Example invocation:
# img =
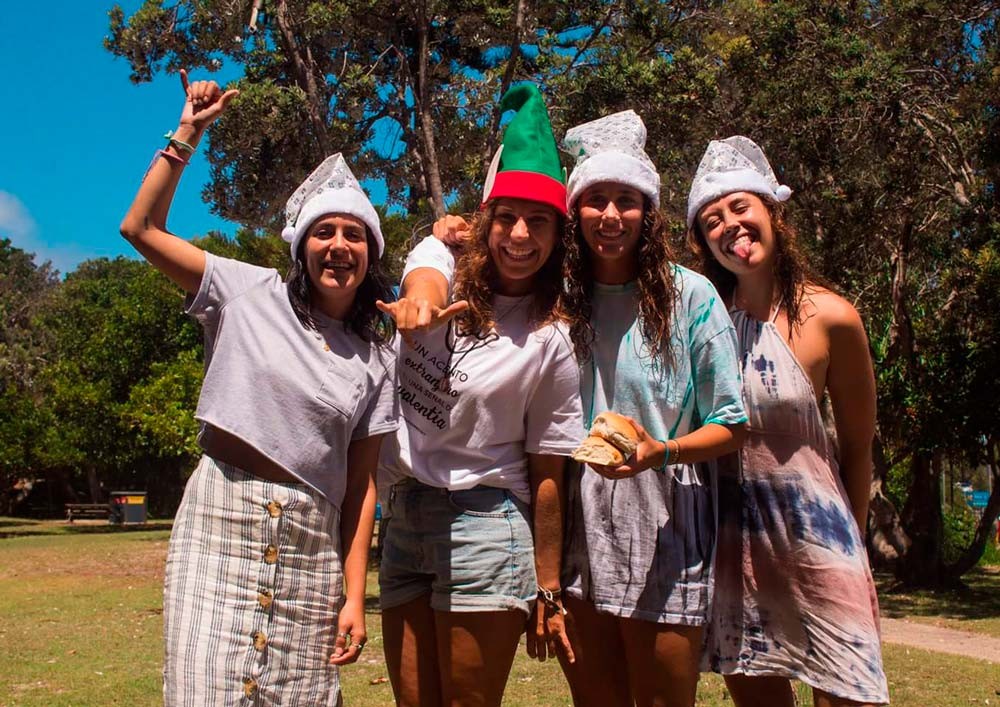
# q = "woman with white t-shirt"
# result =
<box><xmin>120</xmin><ymin>72</ymin><xmax>397</xmax><ymax>706</ymax></box>
<box><xmin>375</xmin><ymin>84</ymin><xmax>584</xmax><ymax>706</ymax></box>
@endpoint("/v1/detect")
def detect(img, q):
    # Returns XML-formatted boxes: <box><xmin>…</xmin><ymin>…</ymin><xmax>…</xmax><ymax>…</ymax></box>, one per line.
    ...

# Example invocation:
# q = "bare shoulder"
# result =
<box><xmin>802</xmin><ymin>285</ymin><xmax>865</xmax><ymax>334</ymax></box>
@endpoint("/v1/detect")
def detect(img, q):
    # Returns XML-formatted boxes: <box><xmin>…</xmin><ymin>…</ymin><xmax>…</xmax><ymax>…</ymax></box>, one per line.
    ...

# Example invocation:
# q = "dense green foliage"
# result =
<box><xmin>4</xmin><ymin>0</ymin><xmax>999</xmax><ymax>582</ymax></box>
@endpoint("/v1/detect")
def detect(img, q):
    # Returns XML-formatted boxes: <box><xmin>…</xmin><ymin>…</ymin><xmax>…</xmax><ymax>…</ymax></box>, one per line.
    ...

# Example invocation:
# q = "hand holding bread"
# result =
<box><xmin>571</xmin><ymin>411</ymin><xmax>668</xmax><ymax>479</ymax></box>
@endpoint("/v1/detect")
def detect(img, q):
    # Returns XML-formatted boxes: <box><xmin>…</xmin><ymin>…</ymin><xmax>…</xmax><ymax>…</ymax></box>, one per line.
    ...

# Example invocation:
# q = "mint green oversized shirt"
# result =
<box><xmin>563</xmin><ymin>266</ymin><xmax>747</xmax><ymax>624</ymax></box>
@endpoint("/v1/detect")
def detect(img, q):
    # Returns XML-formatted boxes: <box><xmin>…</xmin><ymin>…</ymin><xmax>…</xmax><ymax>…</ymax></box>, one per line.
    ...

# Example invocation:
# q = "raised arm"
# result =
<box><xmin>825</xmin><ymin>298</ymin><xmax>877</xmax><ymax>533</ymax></box>
<box><xmin>119</xmin><ymin>70</ymin><xmax>239</xmax><ymax>294</ymax></box>
<box><xmin>401</xmin><ymin>266</ymin><xmax>451</xmax><ymax>315</ymax></box>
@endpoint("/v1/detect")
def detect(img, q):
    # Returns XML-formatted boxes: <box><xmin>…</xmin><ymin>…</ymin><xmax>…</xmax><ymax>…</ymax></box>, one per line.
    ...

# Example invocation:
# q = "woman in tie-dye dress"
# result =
<box><xmin>686</xmin><ymin>137</ymin><xmax>889</xmax><ymax>706</ymax></box>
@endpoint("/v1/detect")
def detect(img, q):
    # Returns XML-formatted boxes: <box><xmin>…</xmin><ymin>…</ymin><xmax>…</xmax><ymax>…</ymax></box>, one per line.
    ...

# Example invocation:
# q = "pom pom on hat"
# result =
<box><xmin>686</xmin><ymin>136</ymin><xmax>792</xmax><ymax>228</ymax></box>
<box><xmin>282</xmin><ymin>153</ymin><xmax>384</xmax><ymax>259</ymax></box>
<box><xmin>562</xmin><ymin>110</ymin><xmax>661</xmax><ymax>208</ymax></box>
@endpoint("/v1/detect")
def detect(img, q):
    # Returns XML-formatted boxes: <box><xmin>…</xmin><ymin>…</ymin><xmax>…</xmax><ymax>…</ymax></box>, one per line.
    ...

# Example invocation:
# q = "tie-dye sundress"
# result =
<box><xmin>707</xmin><ymin>307</ymin><xmax>889</xmax><ymax>705</ymax></box>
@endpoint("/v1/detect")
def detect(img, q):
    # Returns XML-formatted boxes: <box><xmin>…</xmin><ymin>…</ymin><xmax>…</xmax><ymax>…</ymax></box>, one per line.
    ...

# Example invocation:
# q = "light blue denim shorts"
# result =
<box><xmin>379</xmin><ymin>478</ymin><xmax>536</xmax><ymax>615</ymax></box>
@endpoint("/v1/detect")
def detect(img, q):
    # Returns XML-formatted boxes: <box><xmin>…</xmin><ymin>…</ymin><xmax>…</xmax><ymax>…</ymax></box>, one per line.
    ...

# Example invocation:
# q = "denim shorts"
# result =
<box><xmin>379</xmin><ymin>478</ymin><xmax>536</xmax><ymax>615</ymax></box>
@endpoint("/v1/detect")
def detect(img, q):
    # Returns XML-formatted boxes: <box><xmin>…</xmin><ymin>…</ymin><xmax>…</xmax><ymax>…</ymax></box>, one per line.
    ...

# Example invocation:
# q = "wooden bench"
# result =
<box><xmin>65</xmin><ymin>503</ymin><xmax>110</xmax><ymax>522</ymax></box>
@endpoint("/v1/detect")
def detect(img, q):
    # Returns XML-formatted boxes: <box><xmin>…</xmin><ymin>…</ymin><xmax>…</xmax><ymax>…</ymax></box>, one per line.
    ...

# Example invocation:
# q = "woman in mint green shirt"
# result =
<box><xmin>556</xmin><ymin>111</ymin><xmax>748</xmax><ymax>707</ymax></box>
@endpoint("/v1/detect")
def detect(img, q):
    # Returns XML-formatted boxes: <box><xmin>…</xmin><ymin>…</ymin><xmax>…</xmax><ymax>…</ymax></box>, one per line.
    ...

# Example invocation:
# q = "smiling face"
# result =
<box><xmin>695</xmin><ymin>191</ymin><xmax>776</xmax><ymax>275</ymax></box>
<box><xmin>303</xmin><ymin>213</ymin><xmax>369</xmax><ymax>318</ymax></box>
<box><xmin>576</xmin><ymin>182</ymin><xmax>645</xmax><ymax>284</ymax></box>
<box><xmin>487</xmin><ymin>198</ymin><xmax>560</xmax><ymax>295</ymax></box>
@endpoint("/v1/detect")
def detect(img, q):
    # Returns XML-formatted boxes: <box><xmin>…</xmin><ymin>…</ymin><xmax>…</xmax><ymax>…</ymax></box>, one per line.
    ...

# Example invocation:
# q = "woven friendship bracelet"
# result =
<box><xmin>163</xmin><ymin>131</ymin><xmax>196</xmax><ymax>155</ymax></box>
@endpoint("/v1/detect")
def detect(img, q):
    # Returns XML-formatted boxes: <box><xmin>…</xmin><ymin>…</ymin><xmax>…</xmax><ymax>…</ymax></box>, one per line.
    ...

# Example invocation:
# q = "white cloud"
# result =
<box><xmin>0</xmin><ymin>190</ymin><xmax>38</xmax><ymax>242</ymax></box>
<box><xmin>0</xmin><ymin>191</ymin><xmax>89</xmax><ymax>275</ymax></box>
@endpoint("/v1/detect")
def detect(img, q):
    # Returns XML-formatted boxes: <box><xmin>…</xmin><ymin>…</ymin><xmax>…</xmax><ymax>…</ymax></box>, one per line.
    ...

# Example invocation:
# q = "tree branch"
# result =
<box><xmin>273</xmin><ymin>0</ymin><xmax>331</xmax><ymax>156</ymax></box>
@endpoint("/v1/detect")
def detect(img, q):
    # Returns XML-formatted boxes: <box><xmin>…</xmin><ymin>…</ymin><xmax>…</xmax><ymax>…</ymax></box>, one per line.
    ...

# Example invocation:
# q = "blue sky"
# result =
<box><xmin>0</xmin><ymin>5</ymin><xmax>589</xmax><ymax>276</ymax></box>
<box><xmin>0</xmin><ymin>3</ymin><xmax>242</xmax><ymax>275</ymax></box>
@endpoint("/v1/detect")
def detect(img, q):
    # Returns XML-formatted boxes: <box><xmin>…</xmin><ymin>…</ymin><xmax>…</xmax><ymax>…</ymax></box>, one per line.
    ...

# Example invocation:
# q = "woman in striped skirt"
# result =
<box><xmin>120</xmin><ymin>71</ymin><xmax>398</xmax><ymax>705</ymax></box>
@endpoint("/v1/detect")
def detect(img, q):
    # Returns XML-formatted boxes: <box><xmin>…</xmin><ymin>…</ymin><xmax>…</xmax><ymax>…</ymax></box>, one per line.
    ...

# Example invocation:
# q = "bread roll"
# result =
<box><xmin>589</xmin><ymin>411</ymin><xmax>639</xmax><ymax>457</ymax></box>
<box><xmin>570</xmin><ymin>411</ymin><xmax>639</xmax><ymax>466</ymax></box>
<box><xmin>571</xmin><ymin>436</ymin><xmax>624</xmax><ymax>466</ymax></box>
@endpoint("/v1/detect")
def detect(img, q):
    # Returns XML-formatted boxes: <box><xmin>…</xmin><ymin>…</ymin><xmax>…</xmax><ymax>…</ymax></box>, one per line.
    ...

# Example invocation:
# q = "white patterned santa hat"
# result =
<box><xmin>562</xmin><ymin>110</ymin><xmax>661</xmax><ymax>208</ymax></box>
<box><xmin>281</xmin><ymin>153</ymin><xmax>384</xmax><ymax>259</ymax></box>
<box><xmin>686</xmin><ymin>135</ymin><xmax>792</xmax><ymax>228</ymax></box>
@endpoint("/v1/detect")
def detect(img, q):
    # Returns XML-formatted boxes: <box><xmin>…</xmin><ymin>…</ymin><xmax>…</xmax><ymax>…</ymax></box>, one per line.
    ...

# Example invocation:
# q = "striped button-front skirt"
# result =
<box><xmin>163</xmin><ymin>456</ymin><xmax>343</xmax><ymax>706</ymax></box>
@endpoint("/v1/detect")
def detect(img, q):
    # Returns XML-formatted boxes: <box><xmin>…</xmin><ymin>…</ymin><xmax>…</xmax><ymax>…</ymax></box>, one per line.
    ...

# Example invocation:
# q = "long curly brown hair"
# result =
<box><xmin>451</xmin><ymin>201</ymin><xmax>568</xmax><ymax>336</ymax></box>
<box><xmin>562</xmin><ymin>200</ymin><xmax>678</xmax><ymax>366</ymax></box>
<box><xmin>686</xmin><ymin>197</ymin><xmax>823</xmax><ymax>332</ymax></box>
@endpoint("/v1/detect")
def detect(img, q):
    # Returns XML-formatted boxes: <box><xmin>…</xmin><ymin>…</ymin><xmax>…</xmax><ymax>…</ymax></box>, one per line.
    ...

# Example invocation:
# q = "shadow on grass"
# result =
<box><xmin>0</xmin><ymin>519</ymin><xmax>174</xmax><ymax>540</ymax></box>
<box><xmin>0</xmin><ymin>517</ymin><xmax>47</xmax><ymax>529</ymax></box>
<box><xmin>877</xmin><ymin>567</ymin><xmax>1000</xmax><ymax>622</ymax></box>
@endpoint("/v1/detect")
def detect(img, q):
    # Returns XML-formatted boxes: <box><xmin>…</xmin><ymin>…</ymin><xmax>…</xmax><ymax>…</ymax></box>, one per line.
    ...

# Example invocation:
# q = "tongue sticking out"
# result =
<box><xmin>732</xmin><ymin>236</ymin><xmax>752</xmax><ymax>260</ymax></box>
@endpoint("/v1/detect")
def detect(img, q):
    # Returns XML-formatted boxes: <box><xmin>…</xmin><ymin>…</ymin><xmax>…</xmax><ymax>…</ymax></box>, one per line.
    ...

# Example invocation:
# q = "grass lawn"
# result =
<box><xmin>1</xmin><ymin>517</ymin><xmax>998</xmax><ymax>706</ymax></box>
<box><xmin>877</xmin><ymin>566</ymin><xmax>1000</xmax><ymax>639</ymax></box>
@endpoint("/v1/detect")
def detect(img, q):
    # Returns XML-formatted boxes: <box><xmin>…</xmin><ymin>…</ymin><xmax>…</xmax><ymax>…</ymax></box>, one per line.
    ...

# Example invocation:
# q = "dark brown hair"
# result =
<box><xmin>286</xmin><ymin>229</ymin><xmax>396</xmax><ymax>345</ymax></box>
<box><xmin>686</xmin><ymin>197</ymin><xmax>823</xmax><ymax>331</ymax></box>
<box><xmin>562</xmin><ymin>200</ymin><xmax>678</xmax><ymax>366</ymax></box>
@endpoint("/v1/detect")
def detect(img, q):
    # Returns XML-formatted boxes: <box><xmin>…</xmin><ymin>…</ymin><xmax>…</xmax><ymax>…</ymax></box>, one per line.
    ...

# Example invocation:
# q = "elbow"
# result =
<box><xmin>119</xmin><ymin>216</ymin><xmax>141</xmax><ymax>243</ymax></box>
<box><xmin>728</xmin><ymin>423</ymin><xmax>749</xmax><ymax>452</ymax></box>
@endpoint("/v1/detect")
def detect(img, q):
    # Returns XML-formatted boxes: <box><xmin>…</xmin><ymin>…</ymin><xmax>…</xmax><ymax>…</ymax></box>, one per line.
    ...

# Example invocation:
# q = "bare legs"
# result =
<box><xmin>723</xmin><ymin>675</ymin><xmax>796</xmax><ymax>707</ymax></box>
<box><xmin>383</xmin><ymin>596</ymin><xmax>442</xmax><ymax>706</ymax></box>
<box><xmin>383</xmin><ymin>594</ymin><xmax>525</xmax><ymax>707</ymax></box>
<box><xmin>558</xmin><ymin>595</ymin><xmax>703</xmax><ymax>707</ymax></box>
<box><xmin>724</xmin><ymin>675</ymin><xmax>878</xmax><ymax>707</ymax></box>
<box><xmin>557</xmin><ymin>595</ymin><xmax>630</xmax><ymax>707</ymax></box>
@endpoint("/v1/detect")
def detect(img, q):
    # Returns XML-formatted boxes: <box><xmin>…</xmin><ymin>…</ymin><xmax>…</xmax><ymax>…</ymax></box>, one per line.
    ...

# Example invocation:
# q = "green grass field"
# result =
<box><xmin>1</xmin><ymin>518</ymin><xmax>998</xmax><ymax>706</ymax></box>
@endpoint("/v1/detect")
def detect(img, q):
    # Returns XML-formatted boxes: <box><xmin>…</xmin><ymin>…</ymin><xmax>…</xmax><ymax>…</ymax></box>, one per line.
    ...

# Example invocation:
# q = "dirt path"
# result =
<box><xmin>880</xmin><ymin>617</ymin><xmax>1000</xmax><ymax>663</ymax></box>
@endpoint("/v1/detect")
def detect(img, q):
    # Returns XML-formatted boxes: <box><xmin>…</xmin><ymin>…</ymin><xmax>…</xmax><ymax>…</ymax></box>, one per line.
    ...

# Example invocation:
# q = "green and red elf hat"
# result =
<box><xmin>481</xmin><ymin>83</ymin><xmax>567</xmax><ymax>216</ymax></box>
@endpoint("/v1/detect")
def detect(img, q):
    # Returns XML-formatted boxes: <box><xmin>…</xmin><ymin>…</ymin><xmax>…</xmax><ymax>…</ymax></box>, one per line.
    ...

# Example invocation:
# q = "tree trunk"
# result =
<box><xmin>886</xmin><ymin>218</ymin><xmax>915</xmax><ymax>369</ymax></box>
<box><xmin>867</xmin><ymin>434</ymin><xmax>910</xmax><ymax>568</ymax></box>
<box><xmin>480</xmin><ymin>0</ymin><xmax>526</xmax><ymax>168</ymax></box>
<box><xmin>86</xmin><ymin>465</ymin><xmax>103</xmax><ymax>504</ymax></box>
<box><xmin>944</xmin><ymin>439</ymin><xmax>1000</xmax><ymax>579</ymax></box>
<box><xmin>896</xmin><ymin>452</ymin><xmax>945</xmax><ymax>586</ymax></box>
<box><xmin>413</xmin><ymin>2</ymin><xmax>447</xmax><ymax>218</ymax></box>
